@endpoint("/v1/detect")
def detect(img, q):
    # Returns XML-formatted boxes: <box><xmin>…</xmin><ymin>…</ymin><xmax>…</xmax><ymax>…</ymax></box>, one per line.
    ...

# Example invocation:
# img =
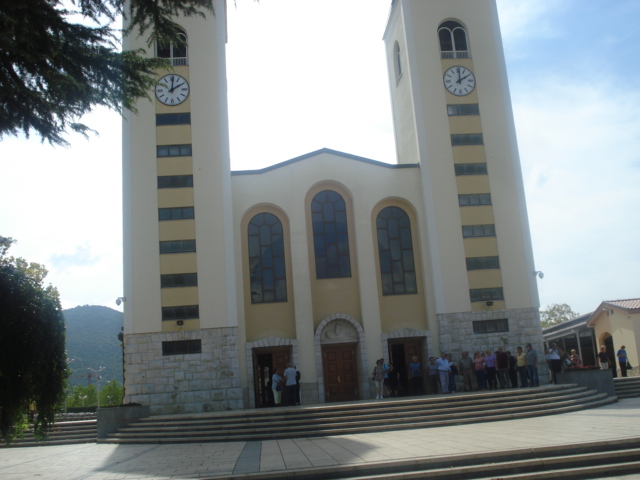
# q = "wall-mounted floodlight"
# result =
<box><xmin>534</xmin><ymin>271</ymin><xmax>544</xmax><ymax>279</ymax></box>
<box><xmin>115</xmin><ymin>296</ymin><xmax>126</xmax><ymax>306</ymax></box>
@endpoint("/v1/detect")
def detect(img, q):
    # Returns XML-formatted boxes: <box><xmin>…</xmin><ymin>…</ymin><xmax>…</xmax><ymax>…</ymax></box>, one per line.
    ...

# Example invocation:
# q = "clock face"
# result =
<box><xmin>155</xmin><ymin>74</ymin><xmax>190</xmax><ymax>106</ymax></box>
<box><xmin>443</xmin><ymin>66</ymin><xmax>476</xmax><ymax>96</ymax></box>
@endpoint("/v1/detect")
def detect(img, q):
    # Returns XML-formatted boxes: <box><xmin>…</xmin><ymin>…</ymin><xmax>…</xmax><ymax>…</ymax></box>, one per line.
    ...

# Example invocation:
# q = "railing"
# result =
<box><xmin>171</xmin><ymin>57</ymin><xmax>188</xmax><ymax>66</ymax></box>
<box><xmin>441</xmin><ymin>51</ymin><xmax>470</xmax><ymax>59</ymax></box>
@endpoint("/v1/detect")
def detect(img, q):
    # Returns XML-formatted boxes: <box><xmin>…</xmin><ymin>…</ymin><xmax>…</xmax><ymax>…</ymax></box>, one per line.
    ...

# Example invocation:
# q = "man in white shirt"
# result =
<box><xmin>283</xmin><ymin>363</ymin><xmax>297</xmax><ymax>406</ymax></box>
<box><xmin>435</xmin><ymin>352</ymin><xmax>451</xmax><ymax>394</ymax></box>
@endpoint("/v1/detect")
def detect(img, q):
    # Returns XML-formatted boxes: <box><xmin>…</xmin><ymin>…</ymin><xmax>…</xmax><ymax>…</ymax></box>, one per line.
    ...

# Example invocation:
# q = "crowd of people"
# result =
<box><xmin>269</xmin><ymin>342</ymin><xmax>628</xmax><ymax>405</ymax></box>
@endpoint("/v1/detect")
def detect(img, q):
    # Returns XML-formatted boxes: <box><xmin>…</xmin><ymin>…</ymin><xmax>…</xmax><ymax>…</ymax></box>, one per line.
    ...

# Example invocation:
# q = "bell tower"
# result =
<box><xmin>122</xmin><ymin>0</ymin><xmax>242</xmax><ymax>413</ymax></box>
<box><xmin>383</xmin><ymin>0</ymin><xmax>542</xmax><ymax>355</ymax></box>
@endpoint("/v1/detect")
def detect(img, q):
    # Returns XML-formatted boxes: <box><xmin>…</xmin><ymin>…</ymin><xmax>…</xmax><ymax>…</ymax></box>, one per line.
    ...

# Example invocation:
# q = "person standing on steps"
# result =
<box><xmin>458</xmin><ymin>351</ymin><xmax>477</xmax><ymax>392</ymax></box>
<box><xmin>295</xmin><ymin>366</ymin><xmax>301</xmax><ymax>405</ymax></box>
<box><xmin>525</xmin><ymin>343</ymin><xmax>539</xmax><ymax>387</ymax></box>
<box><xmin>495</xmin><ymin>347</ymin><xmax>509</xmax><ymax>389</ymax></box>
<box><xmin>409</xmin><ymin>355</ymin><xmax>424</xmax><ymax>395</ymax></box>
<box><xmin>436</xmin><ymin>352</ymin><xmax>451</xmax><ymax>394</ymax></box>
<box><xmin>372</xmin><ymin>358</ymin><xmax>385</xmax><ymax>399</ymax></box>
<box><xmin>283</xmin><ymin>363</ymin><xmax>297</xmax><ymax>406</ymax></box>
<box><xmin>271</xmin><ymin>368</ymin><xmax>283</xmax><ymax>406</ymax></box>
<box><xmin>598</xmin><ymin>345</ymin><xmax>610</xmax><ymax>371</ymax></box>
<box><xmin>618</xmin><ymin>345</ymin><xmax>629</xmax><ymax>377</ymax></box>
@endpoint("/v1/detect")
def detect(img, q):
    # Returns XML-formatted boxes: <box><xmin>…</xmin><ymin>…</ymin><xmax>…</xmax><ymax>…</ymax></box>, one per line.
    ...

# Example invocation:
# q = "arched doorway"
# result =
<box><xmin>315</xmin><ymin>315</ymin><xmax>368</xmax><ymax>403</ymax></box>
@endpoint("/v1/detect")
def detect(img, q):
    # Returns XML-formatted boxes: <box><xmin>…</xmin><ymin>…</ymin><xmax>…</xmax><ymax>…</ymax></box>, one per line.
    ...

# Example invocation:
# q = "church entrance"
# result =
<box><xmin>388</xmin><ymin>338</ymin><xmax>423</xmax><ymax>396</ymax></box>
<box><xmin>322</xmin><ymin>343</ymin><xmax>359</xmax><ymax>402</ymax></box>
<box><xmin>252</xmin><ymin>346</ymin><xmax>291</xmax><ymax>408</ymax></box>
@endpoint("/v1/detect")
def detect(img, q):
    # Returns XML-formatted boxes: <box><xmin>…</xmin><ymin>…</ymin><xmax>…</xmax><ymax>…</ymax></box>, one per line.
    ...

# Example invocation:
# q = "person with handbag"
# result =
<box><xmin>618</xmin><ymin>346</ymin><xmax>629</xmax><ymax>377</ymax></box>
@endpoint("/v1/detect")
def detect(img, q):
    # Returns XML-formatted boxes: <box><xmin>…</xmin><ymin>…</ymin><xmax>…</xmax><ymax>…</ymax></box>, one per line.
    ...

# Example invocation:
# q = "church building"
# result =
<box><xmin>122</xmin><ymin>0</ymin><xmax>544</xmax><ymax>414</ymax></box>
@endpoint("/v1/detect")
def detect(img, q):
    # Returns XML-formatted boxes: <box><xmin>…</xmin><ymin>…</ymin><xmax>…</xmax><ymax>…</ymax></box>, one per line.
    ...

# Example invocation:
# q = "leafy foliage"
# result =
<box><xmin>66</xmin><ymin>380</ymin><xmax>124</xmax><ymax>407</ymax></box>
<box><xmin>0</xmin><ymin>237</ymin><xmax>67</xmax><ymax>444</ymax></box>
<box><xmin>540</xmin><ymin>303</ymin><xmax>580</xmax><ymax>329</ymax></box>
<box><xmin>64</xmin><ymin>305</ymin><xmax>123</xmax><ymax>386</ymax></box>
<box><xmin>0</xmin><ymin>0</ymin><xmax>213</xmax><ymax>146</ymax></box>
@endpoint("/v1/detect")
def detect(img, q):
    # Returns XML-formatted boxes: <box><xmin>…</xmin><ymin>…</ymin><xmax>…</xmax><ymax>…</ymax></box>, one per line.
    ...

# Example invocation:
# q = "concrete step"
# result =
<box><xmin>201</xmin><ymin>437</ymin><xmax>640</xmax><ymax>480</ymax></box>
<box><xmin>2</xmin><ymin>420</ymin><xmax>97</xmax><ymax>448</ymax></box>
<box><xmin>102</xmin><ymin>385</ymin><xmax>616</xmax><ymax>444</ymax></box>
<box><xmin>614</xmin><ymin>377</ymin><xmax>640</xmax><ymax>399</ymax></box>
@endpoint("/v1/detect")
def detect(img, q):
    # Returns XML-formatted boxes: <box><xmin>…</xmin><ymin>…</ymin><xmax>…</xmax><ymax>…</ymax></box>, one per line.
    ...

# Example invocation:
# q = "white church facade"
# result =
<box><xmin>122</xmin><ymin>0</ymin><xmax>544</xmax><ymax>414</ymax></box>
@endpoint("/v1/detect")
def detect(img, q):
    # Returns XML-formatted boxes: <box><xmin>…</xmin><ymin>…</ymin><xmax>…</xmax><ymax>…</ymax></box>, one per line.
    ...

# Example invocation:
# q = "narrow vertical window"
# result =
<box><xmin>393</xmin><ymin>41</ymin><xmax>402</xmax><ymax>84</ymax></box>
<box><xmin>311</xmin><ymin>190</ymin><xmax>351</xmax><ymax>279</ymax></box>
<box><xmin>377</xmin><ymin>206</ymin><xmax>417</xmax><ymax>295</ymax></box>
<box><xmin>248</xmin><ymin>213</ymin><xmax>287</xmax><ymax>303</ymax></box>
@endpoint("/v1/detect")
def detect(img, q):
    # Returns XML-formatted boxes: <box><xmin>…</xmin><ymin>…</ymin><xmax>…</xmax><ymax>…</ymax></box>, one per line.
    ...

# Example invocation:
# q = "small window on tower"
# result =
<box><xmin>393</xmin><ymin>41</ymin><xmax>402</xmax><ymax>84</ymax></box>
<box><xmin>156</xmin><ymin>28</ymin><xmax>188</xmax><ymax>66</ymax></box>
<box><xmin>438</xmin><ymin>21</ymin><xmax>469</xmax><ymax>59</ymax></box>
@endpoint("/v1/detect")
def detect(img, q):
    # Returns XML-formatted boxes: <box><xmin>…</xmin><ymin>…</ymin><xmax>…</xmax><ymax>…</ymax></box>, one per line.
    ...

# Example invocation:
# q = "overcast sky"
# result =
<box><xmin>1</xmin><ymin>0</ymin><xmax>638</xmax><ymax>317</ymax></box>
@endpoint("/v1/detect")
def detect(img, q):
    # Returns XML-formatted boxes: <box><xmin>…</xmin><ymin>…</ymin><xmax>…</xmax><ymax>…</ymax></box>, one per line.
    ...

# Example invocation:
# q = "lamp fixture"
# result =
<box><xmin>115</xmin><ymin>296</ymin><xmax>126</xmax><ymax>306</ymax></box>
<box><xmin>534</xmin><ymin>271</ymin><xmax>544</xmax><ymax>279</ymax></box>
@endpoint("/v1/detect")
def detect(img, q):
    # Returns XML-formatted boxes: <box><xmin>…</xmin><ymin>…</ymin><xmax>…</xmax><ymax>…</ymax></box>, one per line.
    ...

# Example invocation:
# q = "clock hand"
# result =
<box><xmin>459</xmin><ymin>73</ymin><xmax>472</xmax><ymax>82</ymax></box>
<box><xmin>457</xmin><ymin>67</ymin><xmax>461</xmax><ymax>83</ymax></box>
<box><xmin>170</xmin><ymin>82</ymin><xmax>185</xmax><ymax>93</ymax></box>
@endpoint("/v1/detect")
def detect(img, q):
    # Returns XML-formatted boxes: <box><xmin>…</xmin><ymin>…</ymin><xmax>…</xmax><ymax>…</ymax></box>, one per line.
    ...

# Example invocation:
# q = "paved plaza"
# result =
<box><xmin>2</xmin><ymin>398</ymin><xmax>640</xmax><ymax>480</ymax></box>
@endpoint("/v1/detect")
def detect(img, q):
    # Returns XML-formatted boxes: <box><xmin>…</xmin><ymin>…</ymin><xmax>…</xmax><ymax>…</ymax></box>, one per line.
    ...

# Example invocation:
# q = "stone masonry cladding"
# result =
<box><xmin>123</xmin><ymin>327</ymin><xmax>242</xmax><ymax>415</ymax></box>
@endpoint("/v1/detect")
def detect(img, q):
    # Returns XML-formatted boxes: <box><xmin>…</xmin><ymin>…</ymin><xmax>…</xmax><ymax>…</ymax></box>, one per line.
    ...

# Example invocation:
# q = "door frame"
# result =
<box><xmin>245</xmin><ymin>337</ymin><xmax>299</xmax><ymax>408</ymax></box>
<box><xmin>314</xmin><ymin>314</ymin><xmax>368</xmax><ymax>403</ymax></box>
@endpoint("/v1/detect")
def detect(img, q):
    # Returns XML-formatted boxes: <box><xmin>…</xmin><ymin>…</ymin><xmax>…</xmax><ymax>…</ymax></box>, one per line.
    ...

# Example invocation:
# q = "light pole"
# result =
<box><xmin>87</xmin><ymin>366</ymin><xmax>106</xmax><ymax>408</ymax></box>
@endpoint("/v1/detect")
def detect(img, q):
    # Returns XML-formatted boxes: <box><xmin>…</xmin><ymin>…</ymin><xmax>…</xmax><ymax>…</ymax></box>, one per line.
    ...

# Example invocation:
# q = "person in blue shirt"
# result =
<box><xmin>617</xmin><ymin>346</ymin><xmax>628</xmax><ymax>377</ymax></box>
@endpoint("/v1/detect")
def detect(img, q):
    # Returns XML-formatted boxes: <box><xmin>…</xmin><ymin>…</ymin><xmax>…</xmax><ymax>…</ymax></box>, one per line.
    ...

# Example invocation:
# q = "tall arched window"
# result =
<box><xmin>156</xmin><ymin>29</ymin><xmax>188</xmax><ymax>66</ymax></box>
<box><xmin>377</xmin><ymin>206</ymin><xmax>417</xmax><ymax>295</ymax></box>
<box><xmin>438</xmin><ymin>21</ymin><xmax>469</xmax><ymax>59</ymax></box>
<box><xmin>311</xmin><ymin>190</ymin><xmax>351</xmax><ymax>279</ymax></box>
<box><xmin>248</xmin><ymin>213</ymin><xmax>287</xmax><ymax>303</ymax></box>
<box><xmin>393</xmin><ymin>41</ymin><xmax>402</xmax><ymax>84</ymax></box>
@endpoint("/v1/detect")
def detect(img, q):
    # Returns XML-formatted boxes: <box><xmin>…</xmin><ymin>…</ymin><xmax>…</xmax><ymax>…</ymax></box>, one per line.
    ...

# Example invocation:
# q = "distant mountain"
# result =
<box><xmin>64</xmin><ymin>305</ymin><xmax>123</xmax><ymax>387</ymax></box>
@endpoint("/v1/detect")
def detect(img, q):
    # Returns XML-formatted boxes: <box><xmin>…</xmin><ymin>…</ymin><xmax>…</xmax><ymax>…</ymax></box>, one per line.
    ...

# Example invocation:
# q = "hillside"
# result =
<box><xmin>64</xmin><ymin>305</ymin><xmax>123</xmax><ymax>387</ymax></box>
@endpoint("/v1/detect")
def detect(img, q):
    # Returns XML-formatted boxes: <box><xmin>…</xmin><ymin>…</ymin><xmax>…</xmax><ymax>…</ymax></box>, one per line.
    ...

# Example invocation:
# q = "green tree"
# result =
<box><xmin>67</xmin><ymin>384</ymin><xmax>98</xmax><ymax>408</ymax></box>
<box><xmin>0</xmin><ymin>237</ymin><xmax>67</xmax><ymax>443</ymax></box>
<box><xmin>0</xmin><ymin>0</ymin><xmax>213</xmax><ymax>146</ymax></box>
<box><xmin>540</xmin><ymin>303</ymin><xmax>580</xmax><ymax>329</ymax></box>
<box><xmin>100</xmin><ymin>380</ymin><xmax>125</xmax><ymax>406</ymax></box>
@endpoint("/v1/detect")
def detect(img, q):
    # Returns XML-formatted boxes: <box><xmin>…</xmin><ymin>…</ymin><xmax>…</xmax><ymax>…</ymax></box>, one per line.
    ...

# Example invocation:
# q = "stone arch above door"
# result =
<box><xmin>314</xmin><ymin>314</ymin><xmax>368</xmax><ymax>402</ymax></box>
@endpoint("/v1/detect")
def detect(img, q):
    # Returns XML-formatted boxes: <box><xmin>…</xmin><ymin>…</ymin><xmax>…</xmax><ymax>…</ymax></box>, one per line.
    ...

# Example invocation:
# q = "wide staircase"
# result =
<box><xmin>2</xmin><ymin>413</ymin><xmax>97</xmax><ymax>448</ymax></box>
<box><xmin>614</xmin><ymin>376</ymin><xmax>640</xmax><ymax>399</ymax></box>
<box><xmin>102</xmin><ymin>384</ymin><xmax>614</xmax><ymax>444</ymax></box>
<box><xmin>207</xmin><ymin>437</ymin><xmax>640</xmax><ymax>480</ymax></box>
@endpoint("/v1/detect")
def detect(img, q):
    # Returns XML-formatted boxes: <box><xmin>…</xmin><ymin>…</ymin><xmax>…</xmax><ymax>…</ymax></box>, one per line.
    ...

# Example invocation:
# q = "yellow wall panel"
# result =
<box><xmin>157</xmin><ymin>157</ymin><xmax>193</xmax><ymax>176</ymax></box>
<box><xmin>459</xmin><ymin>206</ymin><xmax>494</xmax><ymax>225</ymax></box>
<box><xmin>452</xmin><ymin>146</ymin><xmax>486</xmax><ymax>163</ymax></box>
<box><xmin>158</xmin><ymin>220</ymin><xmax>196</xmax><ymax>241</ymax></box>
<box><xmin>157</xmin><ymin>188</ymin><xmax>195</xmax><ymax>208</ymax></box>
<box><xmin>159</xmin><ymin>253</ymin><xmax>198</xmax><ymax>274</ymax></box>
<box><xmin>156</xmin><ymin>125</ymin><xmax>192</xmax><ymax>145</ymax></box>
<box><xmin>467</xmin><ymin>269</ymin><xmax>503</xmax><ymax>289</ymax></box>
<box><xmin>449</xmin><ymin>116</ymin><xmax>483</xmax><ymax>134</ymax></box>
<box><xmin>161</xmin><ymin>286</ymin><xmax>199</xmax><ymax>306</ymax></box>
<box><xmin>162</xmin><ymin>319</ymin><xmax>200</xmax><ymax>332</ymax></box>
<box><xmin>463</xmin><ymin>237</ymin><xmax>499</xmax><ymax>257</ymax></box>
<box><xmin>456</xmin><ymin>175</ymin><xmax>491</xmax><ymax>194</ymax></box>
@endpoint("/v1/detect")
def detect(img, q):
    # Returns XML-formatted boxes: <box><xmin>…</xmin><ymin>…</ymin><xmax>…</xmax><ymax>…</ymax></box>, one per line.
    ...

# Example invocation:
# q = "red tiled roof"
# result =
<box><xmin>605</xmin><ymin>298</ymin><xmax>640</xmax><ymax>311</ymax></box>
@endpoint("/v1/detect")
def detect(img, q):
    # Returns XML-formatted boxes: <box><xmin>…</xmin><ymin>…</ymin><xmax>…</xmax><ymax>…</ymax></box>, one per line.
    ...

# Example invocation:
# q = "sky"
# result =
<box><xmin>1</xmin><ymin>0</ymin><xmax>638</xmax><ymax>317</ymax></box>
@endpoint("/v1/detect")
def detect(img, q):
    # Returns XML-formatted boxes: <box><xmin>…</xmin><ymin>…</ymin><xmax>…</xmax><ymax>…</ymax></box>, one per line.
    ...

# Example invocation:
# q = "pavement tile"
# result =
<box><xmin>2</xmin><ymin>398</ymin><xmax>640</xmax><ymax>479</ymax></box>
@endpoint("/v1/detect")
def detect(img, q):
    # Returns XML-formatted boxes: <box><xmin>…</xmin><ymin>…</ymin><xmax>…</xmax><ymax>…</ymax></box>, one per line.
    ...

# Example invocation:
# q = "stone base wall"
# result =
<box><xmin>123</xmin><ymin>327</ymin><xmax>243</xmax><ymax>415</ymax></box>
<box><xmin>437</xmin><ymin>307</ymin><xmax>545</xmax><ymax>360</ymax></box>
